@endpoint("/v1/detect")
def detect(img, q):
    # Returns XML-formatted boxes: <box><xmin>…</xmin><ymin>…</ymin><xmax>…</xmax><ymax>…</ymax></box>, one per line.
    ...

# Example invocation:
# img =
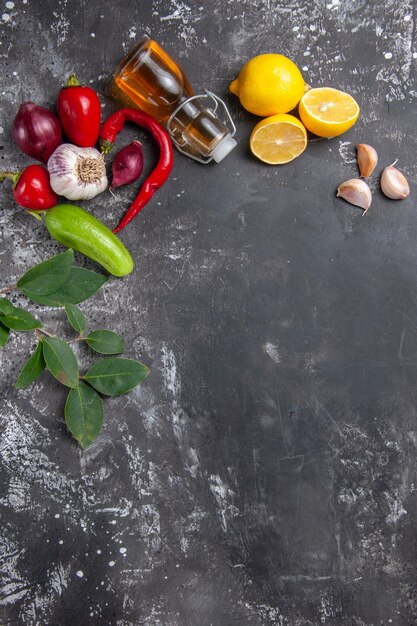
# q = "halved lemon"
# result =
<box><xmin>299</xmin><ymin>87</ymin><xmax>360</xmax><ymax>137</ymax></box>
<box><xmin>249</xmin><ymin>113</ymin><xmax>307</xmax><ymax>165</ymax></box>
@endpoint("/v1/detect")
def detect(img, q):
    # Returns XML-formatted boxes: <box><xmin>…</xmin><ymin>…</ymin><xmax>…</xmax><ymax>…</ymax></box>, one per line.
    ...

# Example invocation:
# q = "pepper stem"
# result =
<box><xmin>25</xmin><ymin>210</ymin><xmax>44</xmax><ymax>222</ymax></box>
<box><xmin>66</xmin><ymin>74</ymin><xmax>81</xmax><ymax>87</ymax></box>
<box><xmin>0</xmin><ymin>171</ymin><xmax>20</xmax><ymax>185</ymax></box>
<box><xmin>100</xmin><ymin>139</ymin><xmax>114</xmax><ymax>155</ymax></box>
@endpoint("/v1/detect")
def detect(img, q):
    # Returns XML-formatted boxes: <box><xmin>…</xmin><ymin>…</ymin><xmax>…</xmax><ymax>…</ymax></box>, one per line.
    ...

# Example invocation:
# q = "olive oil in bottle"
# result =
<box><xmin>114</xmin><ymin>37</ymin><xmax>237</xmax><ymax>164</ymax></box>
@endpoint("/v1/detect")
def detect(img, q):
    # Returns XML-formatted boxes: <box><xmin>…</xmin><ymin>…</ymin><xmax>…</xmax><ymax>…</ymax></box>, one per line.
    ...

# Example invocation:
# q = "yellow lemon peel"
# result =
<box><xmin>229</xmin><ymin>54</ymin><xmax>305</xmax><ymax>117</ymax></box>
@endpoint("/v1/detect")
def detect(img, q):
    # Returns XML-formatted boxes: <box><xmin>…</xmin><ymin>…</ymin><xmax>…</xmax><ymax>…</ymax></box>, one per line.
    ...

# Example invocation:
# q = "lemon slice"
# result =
<box><xmin>299</xmin><ymin>87</ymin><xmax>360</xmax><ymax>137</ymax></box>
<box><xmin>249</xmin><ymin>113</ymin><xmax>307</xmax><ymax>164</ymax></box>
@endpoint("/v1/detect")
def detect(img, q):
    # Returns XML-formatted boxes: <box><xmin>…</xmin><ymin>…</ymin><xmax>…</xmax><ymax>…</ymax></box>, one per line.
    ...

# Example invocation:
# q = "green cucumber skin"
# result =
<box><xmin>44</xmin><ymin>204</ymin><xmax>134</xmax><ymax>277</ymax></box>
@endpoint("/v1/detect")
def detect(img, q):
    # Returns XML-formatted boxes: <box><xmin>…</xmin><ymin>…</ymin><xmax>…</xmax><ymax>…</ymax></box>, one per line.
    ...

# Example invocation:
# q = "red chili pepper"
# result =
<box><xmin>57</xmin><ymin>75</ymin><xmax>101</xmax><ymax>148</ymax></box>
<box><xmin>100</xmin><ymin>109</ymin><xmax>173</xmax><ymax>233</ymax></box>
<box><xmin>0</xmin><ymin>164</ymin><xmax>58</xmax><ymax>210</ymax></box>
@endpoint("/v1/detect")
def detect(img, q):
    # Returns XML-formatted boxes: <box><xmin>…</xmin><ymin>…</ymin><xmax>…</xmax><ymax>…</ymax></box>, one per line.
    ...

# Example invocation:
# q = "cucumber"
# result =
<box><xmin>45</xmin><ymin>204</ymin><xmax>134</xmax><ymax>277</ymax></box>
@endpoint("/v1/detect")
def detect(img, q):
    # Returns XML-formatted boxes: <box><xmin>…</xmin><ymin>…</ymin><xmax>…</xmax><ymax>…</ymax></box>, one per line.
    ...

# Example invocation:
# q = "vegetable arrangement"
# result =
<box><xmin>100</xmin><ymin>108</ymin><xmax>173</xmax><ymax>233</ymax></box>
<box><xmin>231</xmin><ymin>52</ymin><xmax>411</xmax><ymax>211</ymax></box>
<box><xmin>0</xmin><ymin>73</ymin><xmax>174</xmax><ymax>448</ymax></box>
<box><xmin>0</xmin><ymin>250</ymin><xmax>148</xmax><ymax>448</ymax></box>
<box><xmin>2</xmin><ymin>73</ymin><xmax>173</xmax><ymax>237</ymax></box>
<box><xmin>1</xmin><ymin>43</ymin><xmax>411</xmax><ymax>453</ymax></box>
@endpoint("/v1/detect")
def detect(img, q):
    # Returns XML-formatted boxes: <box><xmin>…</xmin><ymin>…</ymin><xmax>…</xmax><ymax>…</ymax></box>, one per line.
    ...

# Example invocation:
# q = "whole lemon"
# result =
<box><xmin>229</xmin><ymin>54</ymin><xmax>305</xmax><ymax>117</ymax></box>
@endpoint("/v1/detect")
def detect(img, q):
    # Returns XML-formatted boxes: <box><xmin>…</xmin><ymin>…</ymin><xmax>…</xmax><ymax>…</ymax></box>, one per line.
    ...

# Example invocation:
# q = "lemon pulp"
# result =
<box><xmin>250</xmin><ymin>114</ymin><xmax>307</xmax><ymax>164</ymax></box>
<box><xmin>299</xmin><ymin>87</ymin><xmax>360</xmax><ymax>137</ymax></box>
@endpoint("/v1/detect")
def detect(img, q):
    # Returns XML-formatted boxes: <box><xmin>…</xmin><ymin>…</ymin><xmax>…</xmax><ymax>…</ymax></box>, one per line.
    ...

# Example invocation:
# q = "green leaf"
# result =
<box><xmin>0</xmin><ymin>297</ymin><xmax>14</xmax><ymax>315</ymax></box>
<box><xmin>15</xmin><ymin>342</ymin><xmax>45</xmax><ymax>388</ymax></box>
<box><xmin>0</xmin><ymin>307</ymin><xmax>42</xmax><ymax>331</ymax></box>
<box><xmin>65</xmin><ymin>304</ymin><xmax>86</xmax><ymax>333</ymax></box>
<box><xmin>17</xmin><ymin>249</ymin><xmax>74</xmax><ymax>296</ymax></box>
<box><xmin>26</xmin><ymin>268</ymin><xmax>108</xmax><ymax>306</ymax></box>
<box><xmin>42</xmin><ymin>336</ymin><xmax>79</xmax><ymax>388</ymax></box>
<box><xmin>65</xmin><ymin>383</ymin><xmax>104</xmax><ymax>449</ymax></box>
<box><xmin>85</xmin><ymin>330</ymin><xmax>124</xmax><ymax>355</ymax></box>
<box><xmin>0</xmin><ymin>321</ymin><xmax>10</xmax><ymax>348</ymax></box>
<box><xmin>84</xmin><ymin>358</ymin><xmax>149</xmax><ymax>396</ymax></box>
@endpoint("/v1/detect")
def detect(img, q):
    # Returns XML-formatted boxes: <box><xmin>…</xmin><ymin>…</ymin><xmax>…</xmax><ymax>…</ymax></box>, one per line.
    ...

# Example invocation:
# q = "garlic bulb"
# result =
<box><xmin>380</xmin><ymin>165</ymin><xmax>410</xmax><ymax>200</ymax></box>
<box><xmin>47</xmin><ymin>143</ymin><xmax>107</xmax><ymax>201</ymax></box>
<box><xmin>336</xmin><ymin>178</ymin><xmax>372</xmax><ymax>213</ymax></box>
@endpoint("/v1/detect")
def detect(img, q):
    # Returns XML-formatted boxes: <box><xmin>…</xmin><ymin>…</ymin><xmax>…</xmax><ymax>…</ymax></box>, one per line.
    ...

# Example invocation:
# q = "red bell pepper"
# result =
<box><xmin>57</xmin><ymin>75</ymin><xmax>101</xmax><ymax>148</ymax></box>
<box><xmin>0</xmin><ymin>164</ymin><xmax>58</xmax><ymax>210</ymax></box>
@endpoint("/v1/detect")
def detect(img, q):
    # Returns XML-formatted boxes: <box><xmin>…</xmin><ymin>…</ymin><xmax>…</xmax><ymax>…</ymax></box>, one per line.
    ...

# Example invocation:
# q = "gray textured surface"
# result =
<box><xmin>1</xmin><ymin>1</ymin><xmax>417</xmax><ymax>625</ymax></box>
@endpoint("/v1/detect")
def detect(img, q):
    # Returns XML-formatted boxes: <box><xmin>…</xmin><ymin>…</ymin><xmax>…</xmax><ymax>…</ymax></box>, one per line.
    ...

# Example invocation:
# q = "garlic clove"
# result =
<box><xmin>356</xmin><ymin>143</ymin><xmax>378</xmax><ymax>178</ymax></box>
<box><xmin>336</xmin><ymin>178</ymin><xmax>372</xmax><ymax>214</ymax></box>
<box><xmin>380</xmin><ymin>165</ymin><xmax>410</xmax><ymax>200</ymax></box>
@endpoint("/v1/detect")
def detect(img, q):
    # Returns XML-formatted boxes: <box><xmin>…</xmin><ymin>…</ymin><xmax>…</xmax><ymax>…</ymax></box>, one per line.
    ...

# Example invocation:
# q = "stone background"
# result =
<box><xmin>1</xmin><ymin>1</ymin><xmax>417</xmax><ymax>624</ymax></box>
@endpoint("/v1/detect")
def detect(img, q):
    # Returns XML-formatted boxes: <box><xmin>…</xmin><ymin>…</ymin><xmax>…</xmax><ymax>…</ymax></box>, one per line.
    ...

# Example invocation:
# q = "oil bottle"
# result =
<box><xmin>114</xmin><ymin>37</ymin><xmax>237</xmax><ymax>164</ymax></box>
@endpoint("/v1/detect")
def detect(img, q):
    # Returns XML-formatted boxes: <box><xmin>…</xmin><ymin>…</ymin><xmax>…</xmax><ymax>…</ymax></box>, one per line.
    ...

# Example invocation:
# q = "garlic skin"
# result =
<box><xmin>357</xmin><ymin>143</ymin><xmax>378</xmax><ymax>178</ymax></box>
<box><xmin>380</xmin><ymin>165</ymin><xmax>410</xmax><ymax>200</ymax></box>
<box><xmin>337</xmin><ymin>178</ymin><xmax>372</xmax><ymax>213</ymax></box>
<box><xmin>47</xmin><ymin>143</ymin><xmax>108</xmax><ymax>201</ymax></box>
